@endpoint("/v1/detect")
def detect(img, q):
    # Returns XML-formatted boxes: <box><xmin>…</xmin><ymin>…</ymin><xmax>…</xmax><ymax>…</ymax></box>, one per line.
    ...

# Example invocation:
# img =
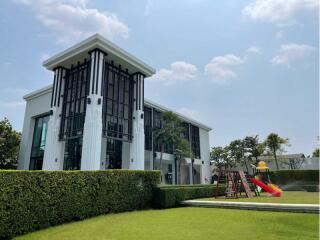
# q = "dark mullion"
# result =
<box><xmin>57</xmin><ymin>68</ymin><xmax>64</xmax><ymax>107</ymax></box>
<box><xmin>138</xmin><ymin>74</ymin><xmax>141</xmax><ymax>110</ymax></box>
<box><xmin>129</xmin><ymin>75</ymin><xmax>133</xmax><ymax>140</ymax></box>
<box><xmin>53</xmin><ymin>68</ymin><xmax>60</xmax><ymax>107</ymax></box>
<box><xmin>73</xmin><ymin>62</ymin><xmax>80</xmax><ymax>134</ymax></box>
<box><xmin>102</xmin><ymin>62</ymin><xmax>107</xmax><ymax>135</ymax></box>
<box><xmin>95</xmin><ymin>52</ymin><xmax>100</xmax><ymax>94</ymax></box>
<box><xmin>116</xmin><ymin>65</ymin><xmax>121</xmax><ymax>138</ymax></box>
<box><xmin>78</xmin><ymin>65</ymin><xmax>83</xmax><ymax>114</ymax></box>
<box><xmin>122</xmin><ymin>76</ymin><xmax>126</xmax><ymax>119</ymax></box>
<box><xmin>91</xmin><ymin>51</ymin><xmax>96</xmax><ymax>94</ymax></box>
<box><xmin>111</xmin><ymin>62</ymin><xmax>115</xmax><ymax>117</ymax></box>
<box><xmin>142</xmin><ymin>75</ymin><xmax>144</xmax><ymax>111</ymax></box>
<box><xmin>67</xmin><ymin>65</ymin><xmax>74</xmax><ymax>138</ymax></box>
<box><xmin>84</xmin><ymin>59</ymin><xmax>89</xmax><ymax>116</ymax></box>
<box><xmin>59</xmin><ymin>70</ymin><xmax>69</xmax><ymax>140</ymax></box>
<box><xmin>135</xmin><ymin>75</ymin><xmax>138</xmax><ymax>111</ymax></box>
<box><xmin>51</xmin><ymin>70</ymin><xmax>57</xmax><ymax>108</ymax></box>
<box><xmin>103</xmin><ymin>62</ymin><xmax>109</xmax><ymax>135</ymax></box>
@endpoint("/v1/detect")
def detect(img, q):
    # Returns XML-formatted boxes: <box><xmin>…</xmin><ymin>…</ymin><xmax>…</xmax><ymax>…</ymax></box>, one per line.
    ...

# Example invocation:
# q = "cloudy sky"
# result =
<box><xmin>0</xmin><ymin>0</ymin><xmax>318</xmax><ymax>155</ymax></box>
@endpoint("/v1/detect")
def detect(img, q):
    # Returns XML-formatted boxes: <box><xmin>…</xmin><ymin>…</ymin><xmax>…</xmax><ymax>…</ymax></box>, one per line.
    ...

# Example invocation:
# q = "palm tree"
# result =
<box><xmin>153</xmin><ymin>111</ymin><xmax>182</xmax><ymax>181</ymax></box>
<box><xmin>174</xmin><ymin>138</ymin><xmax>193</xmax><ymax>184</ymax></box>
<box><xmin>264</xmin><ymin>133</ymin><xmax>289</xmax><ymax>170</ymax></box>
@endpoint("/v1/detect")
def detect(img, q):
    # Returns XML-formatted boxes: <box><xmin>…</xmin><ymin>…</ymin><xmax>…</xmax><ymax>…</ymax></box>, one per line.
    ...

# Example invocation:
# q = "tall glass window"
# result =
<box><xmin>144</xmin><ymin>106</ymin><xmax>152</xmax><ymax>150</ymax></box>
<box><xmin>102</xmin><ymin>61</ymin><xmax>133</xmax><ymax>141</ymax></box>
<box><xmin>191</xmin><ymin>125</ymin><xmax>201</xmax><ymax>159</ymax></box>
<box><xmin>29</xmin><ymin>115</ymin><xmax>50</xmax><ymax>170</ymax></box>
<box><xmin>60</xmin><ymin>60</ymin><xmax>90</xmax><ymax>140</ymax></box>
<box><xmin>181</xmin><ymin>122</ymin><xmax>190</xmax><ymax>140</ymax></box>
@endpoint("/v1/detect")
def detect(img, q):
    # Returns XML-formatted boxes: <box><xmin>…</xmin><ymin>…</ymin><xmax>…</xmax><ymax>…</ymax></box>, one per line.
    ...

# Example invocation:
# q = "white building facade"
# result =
<box><xmin>18</xmin><ymin>34</ymin><xmax>212</xmax><ymax>184</ymax></box>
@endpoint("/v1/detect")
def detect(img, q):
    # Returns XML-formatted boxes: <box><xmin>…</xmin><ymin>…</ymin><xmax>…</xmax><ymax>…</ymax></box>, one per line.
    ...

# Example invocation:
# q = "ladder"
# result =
<box><xmin>215</xmin><ymin>170</ymin><xmax>238</xmax><ymax>198</ymax></box>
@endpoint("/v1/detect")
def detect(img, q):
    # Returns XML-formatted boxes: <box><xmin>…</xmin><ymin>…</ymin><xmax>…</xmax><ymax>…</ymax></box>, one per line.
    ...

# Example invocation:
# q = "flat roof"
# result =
<box><xmin>24</xmin><ymin>85</ymin><xmax>212</xmax><ymax>131</ymax></box>
<box><xmin>43</xmin><ymin>34</ymin><xmax>155</xmax><ymax>77</ymax></box>
<box><xmin>144</xmin><ymin>99</ymin><xmax>212</xmax><ymax>131</ymax></box>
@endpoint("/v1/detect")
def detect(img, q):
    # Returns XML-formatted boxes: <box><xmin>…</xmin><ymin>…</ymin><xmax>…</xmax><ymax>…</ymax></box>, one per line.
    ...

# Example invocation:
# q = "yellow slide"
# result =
<box><xmin>268</xmin><ymin>184</ymin><xmax>283</xmax><ymax>193</ymax></box>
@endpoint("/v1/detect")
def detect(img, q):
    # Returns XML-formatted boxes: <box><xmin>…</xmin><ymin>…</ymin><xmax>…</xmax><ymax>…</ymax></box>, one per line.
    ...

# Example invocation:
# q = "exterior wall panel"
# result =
<box><xmin>18</xmin><ymin>89</ymin><xmax>52</xmax><ymax>170</ymax></box>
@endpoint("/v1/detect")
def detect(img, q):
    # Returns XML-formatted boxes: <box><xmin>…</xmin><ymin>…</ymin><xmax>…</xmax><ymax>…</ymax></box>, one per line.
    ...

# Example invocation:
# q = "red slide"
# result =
<box><xmin>250</xmin><ymin>178</ymin><xmax>281</xmax><ymax>197</ymax></box>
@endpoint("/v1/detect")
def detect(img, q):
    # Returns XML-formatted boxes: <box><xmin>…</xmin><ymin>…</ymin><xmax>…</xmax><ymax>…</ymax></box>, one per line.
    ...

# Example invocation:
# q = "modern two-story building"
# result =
<box><xmin>18</xmin><ymin>34</ymin><xmax>212</xmax><ymax>184</ymax></box>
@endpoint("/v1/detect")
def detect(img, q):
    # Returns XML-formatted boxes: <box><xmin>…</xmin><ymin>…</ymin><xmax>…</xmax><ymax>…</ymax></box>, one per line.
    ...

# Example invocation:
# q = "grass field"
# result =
<box><xmin>200</xmin><ymin>191</ymin><xmax>319</xmax><ymax>204</ymax></box>
<box><xmin>16</xmin><ymin>207</ymin><xmax>319</xmax><ymax>240</ymax></box>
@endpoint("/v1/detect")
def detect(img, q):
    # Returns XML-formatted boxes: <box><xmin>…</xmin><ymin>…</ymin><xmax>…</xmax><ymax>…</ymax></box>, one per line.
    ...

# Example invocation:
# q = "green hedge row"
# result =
<box><xmin>0</xmin><ymin>170</ymin><xmax>160</xmax><ymax>239</ymax></box>
<box><xmin>153</xmin><ymin>184</ymin><xmax>225</xmax><ymax>208</ymax></box>
<box><xmin>270</xmin><ymin>170</ymin><xmax>319</xmax><ymax>192</ymax></box>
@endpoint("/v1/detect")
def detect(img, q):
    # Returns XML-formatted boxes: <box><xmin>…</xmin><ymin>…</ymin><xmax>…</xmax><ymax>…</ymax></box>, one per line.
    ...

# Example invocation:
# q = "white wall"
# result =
<box><xmin>18</xmin><ymin>90</ymin><xmax>52</xmax><ymax>170</ymax></box>
<box><xmin>199</xmin><ymin>128</ymin><xmax>211</xmax><ymax>184</ymax></box>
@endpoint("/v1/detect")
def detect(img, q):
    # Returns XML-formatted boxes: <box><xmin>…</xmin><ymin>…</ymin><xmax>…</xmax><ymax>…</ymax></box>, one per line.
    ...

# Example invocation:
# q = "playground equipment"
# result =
<box><xmin>250</xmin><ymin>161</ymin><xmax>282</xmax><ymax>197</ymax></box>
<box><xmin>214</xmin><ymin>170</ymin><xmax>256</xmax><ymax>199</ymax></box>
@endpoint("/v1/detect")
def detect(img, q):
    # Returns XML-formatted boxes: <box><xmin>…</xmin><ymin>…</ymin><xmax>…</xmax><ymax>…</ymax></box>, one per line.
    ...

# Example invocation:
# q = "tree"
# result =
<box><xmin>0</xmin><ymin>118</ymin><xmax>21</xmax><ymax>169</ymax></box>
<box><xmin>174</xmin><ymin>139</ymin><xmax>193</xmax><ymax>184</ymax></box>
<box><xmin>210</xmin><ymin>146</ymin><xmax>235</xmax><ymax>170</ymax></box>
<box><xmin>312</xmin><ymin>148</ymin><xmax>319</xmax><ymax>157</ymax></box>
<box><xmin>264</xmin><ymin>133</ymin><xmax>289</xmax><ymax>170</ymax></box>
<box><xmin>281</xmin><ymin>158</ymin><xmax>305</xmax><ymax>170</ymax></box>
<box><xmin>243</xmin><ymin>135</ymin><xmax>265</xmax><ymax>165</ymax></box>
<box><xmin>153</xmin><ymin>111</ymin><xmax>182</xmax><ymax>178</ymax></box>
<box><xmin>228</xmin><ymin>139</ymin><xmax>247</xmax><ymax>172</ymax></box>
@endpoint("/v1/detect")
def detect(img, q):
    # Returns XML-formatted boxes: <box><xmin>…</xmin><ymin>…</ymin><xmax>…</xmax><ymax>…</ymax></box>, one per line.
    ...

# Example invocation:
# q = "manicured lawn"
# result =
<box><xmin>16</xmin><ymin>207</ymin><xmax>318</xmax><ymax>240</ymax></box>
<box><xmin>200</xmin><ymin>191</ymin><xmax>319</xmax><ymax>204</ymax></box>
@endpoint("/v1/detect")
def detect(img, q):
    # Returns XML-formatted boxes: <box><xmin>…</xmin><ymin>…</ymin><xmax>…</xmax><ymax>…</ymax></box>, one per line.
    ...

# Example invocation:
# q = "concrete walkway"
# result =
<box><xmin>180</xmin><ymin>200</ymin><xmax>320</xmax><ymax>214</ymax></box>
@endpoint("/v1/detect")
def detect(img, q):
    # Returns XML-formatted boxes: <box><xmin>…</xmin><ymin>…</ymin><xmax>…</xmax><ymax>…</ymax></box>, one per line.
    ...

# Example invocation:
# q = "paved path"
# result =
<box><xmin>180</xmin><ymin>200</ymin><xmax>320</xmax><ymax>214</ymax></box>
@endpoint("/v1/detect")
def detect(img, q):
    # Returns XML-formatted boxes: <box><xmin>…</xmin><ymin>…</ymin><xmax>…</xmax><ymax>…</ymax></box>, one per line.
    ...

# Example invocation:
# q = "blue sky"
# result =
<box><xmin>0</xmin><ymin>0</ymin><xmax>318</xmax><ymax>155</ymax></box>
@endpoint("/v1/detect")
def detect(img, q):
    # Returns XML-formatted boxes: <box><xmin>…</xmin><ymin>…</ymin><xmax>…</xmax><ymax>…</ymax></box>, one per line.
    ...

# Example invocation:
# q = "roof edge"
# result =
<box><xmin>42</xmin><ymin>34</ymin><xmax>155</xmax><ymax>77</ymax></box>
<box><xmin>23</xmin><ymin>85</ymin><xmax>52</xmax><ymax>101</ymax></box>
<box><xmin>144</xmin><ymin>98</ymin><xmax>212</xmax><ymax>131</ymax></box>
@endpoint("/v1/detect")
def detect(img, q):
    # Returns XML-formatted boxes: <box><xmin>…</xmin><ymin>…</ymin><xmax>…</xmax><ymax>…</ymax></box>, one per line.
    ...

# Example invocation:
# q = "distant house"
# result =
<box><xmin>233</xmin><ymin>153</ymin><xmax>318</xmax><ymax>173</ymax></box>
<box><xmin>254</xmin><ymin>154</ymin><xmax>319</xmax><ymax>170</ymax></box>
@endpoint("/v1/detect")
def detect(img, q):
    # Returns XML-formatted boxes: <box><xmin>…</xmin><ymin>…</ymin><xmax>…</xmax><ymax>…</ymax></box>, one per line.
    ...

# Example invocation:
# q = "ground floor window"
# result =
<box><xmin>29</xmin><ymin>114</ymin><xmax>49</xmax><ymax>170</ymax></box>
<box><xmin>106</xmin><ymin>138</ymin><xmax>122</xmax><ymax>169</ymax></box>
<box><xmin>63</xmin><ymin>137</ymin><xmax>82</xmax><ymax>170</ymax></box>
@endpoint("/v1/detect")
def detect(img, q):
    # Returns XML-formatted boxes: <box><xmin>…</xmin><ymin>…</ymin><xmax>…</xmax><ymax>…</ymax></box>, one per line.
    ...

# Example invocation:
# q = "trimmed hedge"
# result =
<box><xmin>270</xmin><ymin>170</ymin><xmax>319</xmax><ymax>192</ymax></box>
<box><xmin>153</xmin><ymin>184</ymin><xmax>225</xmax><ymax>208</ymax></box>
<box><xmin>0</xmin><ymin>170</ymin><xmax>160</xmax><ymax>239</ymax></box>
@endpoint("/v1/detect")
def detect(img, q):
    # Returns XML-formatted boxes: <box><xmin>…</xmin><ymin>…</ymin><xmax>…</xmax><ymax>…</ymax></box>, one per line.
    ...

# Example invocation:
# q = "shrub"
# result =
<box><xmin>270</xmin><ymin>170</ymin><xmax>319</xmax><ymax>192</ymax></box>
<box><xmin>0</xmin><ymin>170</ymin><xmax>160</xmax><ymax>239</ymax></box>
<box><xmin>153</xmin><ymin>184</ymin><xmax>225</xmax><ymax>208</ymax></box>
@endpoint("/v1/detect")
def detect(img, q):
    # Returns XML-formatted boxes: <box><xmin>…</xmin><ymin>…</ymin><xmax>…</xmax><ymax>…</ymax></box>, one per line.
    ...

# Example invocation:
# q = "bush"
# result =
<box><xmin>0</xmin><ymin>170</ymin><xmax>160</xmax><ymax>239</ymax></box>
<box><xmin>270</xmin><ymin>170</ymin><xmax>319</xmax><ymax>192</ymax></box>
<box><xmin>153</xmin><ymin>184</ymin><xmax>225</xmax><ymax>208</ymax></box>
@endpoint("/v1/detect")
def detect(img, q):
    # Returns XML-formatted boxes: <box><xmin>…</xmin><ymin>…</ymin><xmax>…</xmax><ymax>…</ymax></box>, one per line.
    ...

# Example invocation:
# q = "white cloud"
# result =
<box><xmin>144</xmin><ymin>0</ymin><xmax>154</xmax><ymax>16</ymax></box>
<box><xmin>247</xmin><ymin>46</ymin><xmax>261</xmax><ymax>54</ymax></box>
<box><xmin>204</xmin><ymin>54</ymin><xmax>245</xmax><ymax>84</ymax></box>
<box><xmin>271</xmin><ymin>43</ymin><xmax>315</xmax><ymax>67</ymax></box>
<box><xmin>14</xmin><ymin>0</ymin><xmax>129</xmax><ymax>44</ymax></box>
<box><xmin>177</xmin><ymin>107</ymin><xmax>199</xmax><ymax>119</ymax></box>
<box><xmin>147</xmin><ymin>61</ymin><xmax>198</xmax><ymax>86</ymax></box>
<box><xmin>275</xmin><ymin>30</ymin><xmax>284</xmax><ymax>39</ymax></box>
<box><xmin>243</xmin><ymin>0</ymin><xmax>319</xmax><ymax>26</ymax></box>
